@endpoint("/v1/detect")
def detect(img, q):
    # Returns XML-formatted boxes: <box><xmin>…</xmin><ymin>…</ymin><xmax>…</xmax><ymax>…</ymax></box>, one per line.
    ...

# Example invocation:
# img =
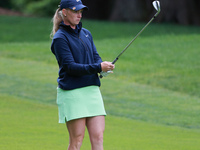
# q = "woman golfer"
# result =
<box><xmin>50</xmin><ymin>0</ymin><xmax>115</xmax><ymax>149</ymax></box>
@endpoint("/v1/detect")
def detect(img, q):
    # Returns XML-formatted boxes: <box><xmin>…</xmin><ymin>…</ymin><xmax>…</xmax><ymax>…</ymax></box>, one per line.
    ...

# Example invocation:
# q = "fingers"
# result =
<box><xmin>101</xmin><ymin>61</ymin><xmax>115</xmax><ymax>72</ymax></box>
<box><xmin>108</xmin><ymin>62</ymin><xmax>115</xmax><ymax>70</ymax></box>
<box><xmin>109</xmin><ymin>64</ymin><xmax>115</xmax><ymax>70</ymax></box>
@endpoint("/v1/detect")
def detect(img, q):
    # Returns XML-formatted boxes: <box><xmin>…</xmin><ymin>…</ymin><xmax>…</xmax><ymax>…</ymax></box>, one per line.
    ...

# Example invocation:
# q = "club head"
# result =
<box><xmin>152</xmin><ymin>1</ymin><xmax>161</xmax><ymax>12</ymax></box>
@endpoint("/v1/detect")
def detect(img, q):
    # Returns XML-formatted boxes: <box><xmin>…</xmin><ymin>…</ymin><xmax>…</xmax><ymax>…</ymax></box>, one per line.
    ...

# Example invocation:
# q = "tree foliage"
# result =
<box><xmin>10</xmin><ymin>0</ymin><xmax>59</xmax><ymax>16</ymax></box>
<box><xmin>0</xmin><ymin>0</ymin><xmax>12</xmax><ymax>8</ymax></box>
<box><xmin>3</xmin><ymin>0</ymin><xmax>200</xmax><ymax>25</ymax></box>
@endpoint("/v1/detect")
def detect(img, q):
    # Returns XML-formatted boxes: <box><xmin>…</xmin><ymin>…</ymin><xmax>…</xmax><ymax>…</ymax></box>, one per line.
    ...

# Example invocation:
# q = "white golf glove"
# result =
<box><xmin>100</xmin><ymin>70</ymin><xmax>113</xmax><ymax>77</ymax></box>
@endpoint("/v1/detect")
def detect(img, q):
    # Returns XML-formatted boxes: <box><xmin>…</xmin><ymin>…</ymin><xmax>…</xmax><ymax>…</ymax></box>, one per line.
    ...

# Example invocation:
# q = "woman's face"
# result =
<box><xmin>62</xmin><ymin>9</ymin><xmax>83</xmax><ymax>29</ymax></box>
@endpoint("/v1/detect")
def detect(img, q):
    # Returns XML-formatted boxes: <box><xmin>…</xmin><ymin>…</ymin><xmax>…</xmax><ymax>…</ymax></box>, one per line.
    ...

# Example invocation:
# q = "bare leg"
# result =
<box><xmin>86</xmin><ymin>116</ymin><xmax>105</xmax><ymax>150</ymax></box>
<box><xmin>66</xmin><ymin>118</ymin><xmax>86</xmax><ymax>150</ymax></box>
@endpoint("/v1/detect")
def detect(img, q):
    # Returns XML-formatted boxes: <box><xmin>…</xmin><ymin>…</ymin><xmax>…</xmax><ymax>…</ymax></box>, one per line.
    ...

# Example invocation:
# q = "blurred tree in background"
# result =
<box><xmin>0</xmin><ymin>0</ymin><xmax>200</xmax><ymax>25</ymax></box>
<box><xmin>0</xmin><ymin>0</ymin><xmax>12</xmax><ymax>9</ymax></box>
<box><xmin>8</xmin><ymin>0</ymin><xmax>58</xmax><ymax>16</ymax></box>
<box><xmin>83</xmin><ymin>0</ymin><xmax>200</xmax><ymax>25</ymax></box>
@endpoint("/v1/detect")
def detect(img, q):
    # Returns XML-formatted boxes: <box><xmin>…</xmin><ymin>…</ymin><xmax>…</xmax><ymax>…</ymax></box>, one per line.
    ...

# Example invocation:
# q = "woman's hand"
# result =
<box><xmin>101</xmin><ymin>61</ymin><xmax>115</xmax><ymax>72</ymax></box>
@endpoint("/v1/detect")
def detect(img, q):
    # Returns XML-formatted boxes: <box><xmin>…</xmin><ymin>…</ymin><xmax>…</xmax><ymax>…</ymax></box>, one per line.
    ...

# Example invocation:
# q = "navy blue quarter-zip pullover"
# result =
<box><xmin>51</xmin><ymin>22</ymin><xmax>102</xmax><ymax>90</ymax></box>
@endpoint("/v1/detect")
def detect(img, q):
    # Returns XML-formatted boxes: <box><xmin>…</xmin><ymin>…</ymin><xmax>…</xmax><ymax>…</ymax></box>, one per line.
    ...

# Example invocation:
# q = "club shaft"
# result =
<box><xmin>100</xmin><ymin>10</ymin><xmax>160</xmax><ymax>78</ymax></box>
<box><xmin>112</xmin><ymin>12</ymin><xmax>159</xmax><ymax>64</ymax></box>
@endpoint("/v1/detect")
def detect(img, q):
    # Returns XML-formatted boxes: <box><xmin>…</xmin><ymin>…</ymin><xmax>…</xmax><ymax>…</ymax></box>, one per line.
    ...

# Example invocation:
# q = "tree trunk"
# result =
<box><xmin>109</xmin><ymin>0</ymin><xmax>149</xmax><ymax>22</ymax></box>
<box><xmin>83</xmin><ymin>0</ymin><xmax>115</xmax><ymax>20</ymax></box>
<box><xmin>155</xmin><ymin>0</ymin><xmax>200</xmax><ymax>25</ymax></box>
<box><xmin>83</xmin><ymin>0</ymin><xmax>200</xmax><ymax>25</ymax></box>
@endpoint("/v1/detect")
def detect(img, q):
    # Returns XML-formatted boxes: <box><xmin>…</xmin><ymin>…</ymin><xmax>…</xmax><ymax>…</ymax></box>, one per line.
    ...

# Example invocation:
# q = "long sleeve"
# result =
<box><xmin>53</xmin><ymin>38</ymin><xmax>102</xmax><ymax>76</ymax></box>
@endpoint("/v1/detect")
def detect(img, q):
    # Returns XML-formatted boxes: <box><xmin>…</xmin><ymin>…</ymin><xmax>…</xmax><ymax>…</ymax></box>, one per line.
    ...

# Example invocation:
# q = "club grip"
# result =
<box><xmin>112</xmin><ymin>57</ymin><xmax>118</xmax><ymax>64</ymax></box>
<box><xmin>100</xmin><ymin>58</ymin><xmax>118</xmax><ymax>79</ymax></box>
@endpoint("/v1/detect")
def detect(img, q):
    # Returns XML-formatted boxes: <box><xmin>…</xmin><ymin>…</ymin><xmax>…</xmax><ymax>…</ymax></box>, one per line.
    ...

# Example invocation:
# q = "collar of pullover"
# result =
<box><xmin>59</xmin><ymin>21</ymin><xmax>82</xmax><ymax>34</ymax></box>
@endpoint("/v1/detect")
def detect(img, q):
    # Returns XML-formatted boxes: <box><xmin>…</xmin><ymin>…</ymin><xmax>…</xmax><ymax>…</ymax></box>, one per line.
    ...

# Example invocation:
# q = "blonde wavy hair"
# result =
<box><xmin>50</xmin><ymin>8</ymin><xmax>64</xmax><ymax>39</ymax></box>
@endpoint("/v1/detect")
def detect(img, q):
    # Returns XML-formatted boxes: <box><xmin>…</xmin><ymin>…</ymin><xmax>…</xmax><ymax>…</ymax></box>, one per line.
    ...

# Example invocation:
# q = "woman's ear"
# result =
<box><xmin>62</xmin><ymin>9</ymin><xmax>67</xmax><ymax>17</ymax></box>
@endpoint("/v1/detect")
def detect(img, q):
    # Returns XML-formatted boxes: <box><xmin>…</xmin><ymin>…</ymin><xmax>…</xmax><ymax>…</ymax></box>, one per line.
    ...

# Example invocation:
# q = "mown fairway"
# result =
<box><xmin>0</xmin><ymin>16</ymin><xmax>200</xmax><ymax>149</ymax></box>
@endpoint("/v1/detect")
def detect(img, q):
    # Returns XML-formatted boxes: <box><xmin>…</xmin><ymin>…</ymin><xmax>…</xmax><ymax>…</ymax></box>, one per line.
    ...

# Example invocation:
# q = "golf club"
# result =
<box><xmin>100</xmin><ymin>1</ymin><xmax>161</xmax><ymax>78</ymax></box>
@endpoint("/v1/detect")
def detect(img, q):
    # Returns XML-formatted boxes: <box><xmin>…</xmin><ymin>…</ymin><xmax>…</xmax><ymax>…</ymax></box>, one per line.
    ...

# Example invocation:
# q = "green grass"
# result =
<box><xmin>1</xmin><ymin>95</ymin><xmax>200</xmax><ymax>150</ymax></box>
<box><xmin>1</xmin><ymin>15</ymin><xmax>200</xmax><ymax>149</ymax></box>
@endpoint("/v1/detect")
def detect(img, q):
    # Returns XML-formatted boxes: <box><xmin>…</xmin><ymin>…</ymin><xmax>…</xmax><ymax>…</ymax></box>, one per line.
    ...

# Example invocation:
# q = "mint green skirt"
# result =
<box><xmin>56</xmin><ymin>86</ymin><xmax>106</xmax><ymax>123</ymax></box>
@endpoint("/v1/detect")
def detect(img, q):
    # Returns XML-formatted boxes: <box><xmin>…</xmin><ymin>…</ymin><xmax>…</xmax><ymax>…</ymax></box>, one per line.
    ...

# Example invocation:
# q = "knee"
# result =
<box><xmin>96</xmin><ymin>134</ymin><xmax>104</xmax><ymax>145</ymax></box>
<box><xmin>91</xmin><ymin>133</ymin><xmax>104</xmax><ymax>145</ymax></box>
<box><xmin>76</xmin><ymin>134</ymin><xmax>85</xmax><ymax>146</ymax></box>
<box><xmin>69</xmin><ymin>134</ymin><xmax>84</xmax><ymax>148</ymax></box>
